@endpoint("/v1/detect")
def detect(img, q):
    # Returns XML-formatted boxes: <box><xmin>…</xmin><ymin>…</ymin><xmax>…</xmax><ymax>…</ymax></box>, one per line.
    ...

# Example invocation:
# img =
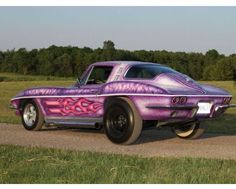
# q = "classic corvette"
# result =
<box><xmin>10</xmin><ymin>61</ymin><xmax>235</xmax><ymax>144</ymax></box>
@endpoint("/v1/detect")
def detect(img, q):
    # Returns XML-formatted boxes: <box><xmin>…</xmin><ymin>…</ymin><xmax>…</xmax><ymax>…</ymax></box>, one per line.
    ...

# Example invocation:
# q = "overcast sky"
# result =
<box><xmin>0</xmin><ymin>7</ymin><xmax>235</xmax><ymax>55</ymax></box>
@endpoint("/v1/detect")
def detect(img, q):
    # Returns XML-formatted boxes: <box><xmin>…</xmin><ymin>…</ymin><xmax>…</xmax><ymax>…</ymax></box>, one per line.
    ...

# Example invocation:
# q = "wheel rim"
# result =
<box><xmin>23</xmin><ymin>104</ymin><xmax>37</xmax><ymax>127</ymax></box>
<box><xmin>106</xmin><ymin>107</ymin><xmax>129</xmax><ymax>139</ymax></box>
<box><xmin>174</xmin><ymin>123</ymin><xmax>196</xmax><ymax>138</ymax></box>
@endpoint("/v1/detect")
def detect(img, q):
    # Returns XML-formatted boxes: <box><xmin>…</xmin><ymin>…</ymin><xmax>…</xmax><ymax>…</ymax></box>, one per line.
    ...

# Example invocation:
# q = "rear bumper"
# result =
<box><xmin>145</xmin><ymin>104</ymin><xmax>199</xmax><ymax>120</ymax></box>
<box><xmin>131</xmin><ymin>95</ymin><xmax>233</xmax><ymax>121</ymax></box>
<box><xmin>214</xmin><ymin>104</ymin><xmax>236</xmax><ymax>110</ymax></box>
<box><xmin>144</xmin><ymin>103</ymin><xmax>236</xmax><ymax>121</ymax></box>
<box><xmin>212</xmin><ymin>104</ymin><xmax>236</xmax><ymax>117</ymax></box>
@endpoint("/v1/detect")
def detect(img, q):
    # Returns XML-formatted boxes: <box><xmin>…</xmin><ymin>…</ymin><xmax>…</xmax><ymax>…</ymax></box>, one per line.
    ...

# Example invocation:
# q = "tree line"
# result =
<box><xmin>0</xmin><ymin>40</ymin><xmax>235</xmax><ymax>81</ymax></box>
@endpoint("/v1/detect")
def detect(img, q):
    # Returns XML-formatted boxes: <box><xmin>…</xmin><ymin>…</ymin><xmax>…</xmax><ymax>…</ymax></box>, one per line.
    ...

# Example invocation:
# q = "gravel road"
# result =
<box><xmin>0</xmin><ymin>123</ymin><xmax>236</xmax><ymax>160</ymax></box>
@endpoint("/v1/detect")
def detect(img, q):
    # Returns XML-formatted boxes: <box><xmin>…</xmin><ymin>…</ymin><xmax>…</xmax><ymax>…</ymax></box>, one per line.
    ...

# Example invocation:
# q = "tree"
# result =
<box><xmin>216</xmin><ymin>58</ymin><xmax>234</xmax><ymax>80</ymax></box>
<box><xmin>134</xmin><ymin>50</ymin><xmax>154</xmax><ymax>62</ymax></box>
<box><xmin>102</xmin><ymin>40</ymin><xmax>116</xmax><ymax>60</ymax></box>
<box><xmin>188</xmin><ymin>61</ymin><xmax>203</xmax><ymax>80</ymax></box>
<box><xmin>205</xmin><ymin>49</ymin><xmax>219</xmax><ymax>59</ymax></box>
<box><xmin>202</xmin><ymin>65</ymin><xmax>219</xmax><ymax>80</ymax></box>
<box><xmin>103</xmin><ymin>40</ymin><xmax>115</xmax><ymax>50</ymax></box>
<box><xmin>0</xmin><ymin>41</ymin><xmax>235</xmax><ymax>81</ymax></box>
<box><xmin>12</xmin><ymin>48</ymin><xmax>30</xmax><ymax>74</ymax></box>
<box><xmin>0</xmin><ymin>51</ymin><xmax>4</xmax><ymax>72</ymax></box>
<box><xmin>53</xmin><ymin>53</ymin><xmax>72</xmax><ymax>77</ymax></box>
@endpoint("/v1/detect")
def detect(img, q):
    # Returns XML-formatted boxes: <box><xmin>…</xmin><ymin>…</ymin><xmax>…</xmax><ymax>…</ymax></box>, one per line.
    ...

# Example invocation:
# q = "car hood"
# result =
<box><xmin>148</xmin><ymin>73</ymin><xmax>230</xmax><ymax>95</ymax></box>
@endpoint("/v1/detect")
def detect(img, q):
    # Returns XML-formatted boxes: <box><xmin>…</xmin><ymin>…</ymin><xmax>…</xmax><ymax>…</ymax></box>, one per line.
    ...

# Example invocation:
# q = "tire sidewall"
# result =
<box><xmin>21</xmin><ymin>100</ymin><xmax>40</xmax><ymax>130</ymax></box>
<box><xmin>104</xmin><ymin>99</ymin><xmax>135</xmax><ymax>144</ymax></box>
<box><xmin>172</xmin><ymin>122</ymin><xmax>204</xmax><ymax>139</ymax></box>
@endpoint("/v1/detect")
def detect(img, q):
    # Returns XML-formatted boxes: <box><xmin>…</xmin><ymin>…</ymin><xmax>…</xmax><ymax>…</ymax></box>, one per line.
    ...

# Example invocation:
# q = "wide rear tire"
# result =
<box><xmin>171</xmin><ymin>122</ymin><xmax>205</xmax><ymax>139</ymax></box>
<box><xmin>21</xmin><ymin>100</ymin><xmax>44</xmax><ymax>131</ymax></box>
<box><xmin>104</xmin><ymin>97</ymin><xmax>142</xmax><ymax>145</ymax></box>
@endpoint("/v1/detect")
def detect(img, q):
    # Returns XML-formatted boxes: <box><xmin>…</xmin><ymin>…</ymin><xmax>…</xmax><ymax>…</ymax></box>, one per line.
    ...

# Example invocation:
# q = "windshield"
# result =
<box><xmin>125</xmin><ymin>64</ymin><xmax>177</xmax><ymax>79</ymax></box>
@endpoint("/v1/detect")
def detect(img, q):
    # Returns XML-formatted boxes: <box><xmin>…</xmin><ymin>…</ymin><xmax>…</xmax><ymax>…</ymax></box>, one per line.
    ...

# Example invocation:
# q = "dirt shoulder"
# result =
<box><xmin>0</xmin><ymin>123</ymin><xmax>236</xmax><ymax>160</ymax></box>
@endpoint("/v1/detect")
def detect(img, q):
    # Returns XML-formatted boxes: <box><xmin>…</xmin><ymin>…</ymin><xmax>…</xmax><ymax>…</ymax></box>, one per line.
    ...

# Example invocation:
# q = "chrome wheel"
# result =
<box><xmin>23</xmin><ymin>104</ymin><xmax>37</xmax><ymax>127</ymax></box>
<box><xmin>172</xmin><ymin>122</ymin><xmax>205</xmax><ymax>139</ymax></box>
<box><xmin>174</xmin><ymin>123</ymin><xmax>196</xmax><ymax>138</ymax></box>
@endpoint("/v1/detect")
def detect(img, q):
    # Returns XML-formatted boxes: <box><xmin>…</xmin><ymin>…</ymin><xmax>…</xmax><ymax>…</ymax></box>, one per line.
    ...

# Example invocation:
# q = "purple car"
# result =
<box><xmin>10</xmin><ymin>61</ymin><xmax>236</xmax><ymax>144</ymax></box>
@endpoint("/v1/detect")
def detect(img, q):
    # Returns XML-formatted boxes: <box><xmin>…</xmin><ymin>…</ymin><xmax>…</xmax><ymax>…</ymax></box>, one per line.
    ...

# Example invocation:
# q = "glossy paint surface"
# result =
<box><xmin>10</xmin><ymin>61</ymin><xmax>233</xmax><ymax>123</ymax></box>
<box><xmin>40</xmin><ymin>97</ymin><xmax>104</xmax><ymax>117</ymax></box>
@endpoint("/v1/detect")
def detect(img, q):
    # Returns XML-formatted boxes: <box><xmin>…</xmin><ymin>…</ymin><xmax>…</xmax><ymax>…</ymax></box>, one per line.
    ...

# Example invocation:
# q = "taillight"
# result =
<box><xmin>172</xmin><ymin>96</ymin><xmax>187</xmax><ymax>104</ymax></box>
<box><xmin>180</xmin><ymin>96</ymin><xmax>187</xmax><ymax>104</ymax></box>
<box><xmin>172</xmin><ymin>97</ymin><xmax>179</xmax><ymax>104</ymax></box>
<box><xmin>223</xmin><ymin>97</ymin><xmax>231</xmax><ymax>104</ymax></box>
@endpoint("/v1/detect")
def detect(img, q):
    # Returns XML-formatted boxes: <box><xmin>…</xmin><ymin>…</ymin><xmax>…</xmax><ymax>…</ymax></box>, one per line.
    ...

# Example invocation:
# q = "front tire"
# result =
<box><xmin>21</xmin><ymin>100</ymin><xmax>44</xmax><ymax>131</ymax></box>
<box><xmin>172</xmin><ymin>122</ymin><xmax>205</xmax><ymax>139</ymax></box>
<box><xmin>104</xmin><ymin>97</ymin><xmax>142</xmax><ymax>145</ymax></box>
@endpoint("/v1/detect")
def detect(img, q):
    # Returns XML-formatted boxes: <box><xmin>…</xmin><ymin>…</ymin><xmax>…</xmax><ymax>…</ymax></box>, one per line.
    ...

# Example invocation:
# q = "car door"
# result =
<box><xmin>74</xmin><ymin>65</ymin><xmax>114</xmax><ymax>118</ymax></box>
<box><xmin>41</xmin><ymin>65</ymin><xmax>113</xmax><ymax>122</ymax></box>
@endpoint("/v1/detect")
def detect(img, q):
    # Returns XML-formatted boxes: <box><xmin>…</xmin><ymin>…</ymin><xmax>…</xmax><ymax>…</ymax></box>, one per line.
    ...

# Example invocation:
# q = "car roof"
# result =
<box><xmin>91</xmin><ymin>61</ymin><xmax>162</xmax><ymax>67</ymax></box>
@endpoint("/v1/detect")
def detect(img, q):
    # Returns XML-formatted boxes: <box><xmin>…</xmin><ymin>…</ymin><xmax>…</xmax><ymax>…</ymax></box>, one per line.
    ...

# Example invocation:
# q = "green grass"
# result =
<box><xmin>0</xmin><ymin>72</ymin><xmax>74</xmax><ymax>82</ymax></box>
<box><xmin>0</xmin><ymin>80</ymin><xmax>74</xmax><ymax>123</ymax></box>
<box><xmin>0</xmin><ymin>73</ymin><xmax>235</xmax><ymax>134</ymax></box>
<box><xmin>0</xmin><ymin>145</ymin><xmax>235</xmax><ymax>184</ymax></box>
<box><xmin>0</xmin><ymin>77</ymin><xmax>236</xmax><ymax>184</ymax></box>
<box><xmin>199</xmin><ymin>81</ymin><xmax>236</xmax><ymax>134</ymax></box>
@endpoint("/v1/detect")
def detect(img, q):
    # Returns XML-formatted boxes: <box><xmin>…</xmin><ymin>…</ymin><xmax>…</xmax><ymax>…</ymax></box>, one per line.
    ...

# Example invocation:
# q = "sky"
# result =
<box><xmin>0</xmin><ymin>7</ymin><xmax>235</xmax><ymax>55</ymax></box>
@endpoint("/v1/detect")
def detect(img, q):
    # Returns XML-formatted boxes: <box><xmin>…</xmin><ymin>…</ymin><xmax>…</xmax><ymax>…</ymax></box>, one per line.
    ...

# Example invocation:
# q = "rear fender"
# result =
<box><xmin>104</xmin><ymin>96</ymin><xmax>142</xmax><ymax>119</ymax></box>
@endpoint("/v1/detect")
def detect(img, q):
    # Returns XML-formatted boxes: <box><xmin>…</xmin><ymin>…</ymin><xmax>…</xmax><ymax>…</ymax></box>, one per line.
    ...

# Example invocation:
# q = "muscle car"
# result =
<box><xmin>10</xmin><ymin>61</ymin><xmax>236</xmax><ymax>144</ymax></box>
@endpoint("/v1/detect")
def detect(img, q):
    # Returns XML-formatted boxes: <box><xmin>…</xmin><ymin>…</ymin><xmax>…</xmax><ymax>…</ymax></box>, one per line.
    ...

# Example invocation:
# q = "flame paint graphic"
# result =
<box><xmin>45</xmin><ymin>98</ymin><xmax>102</xmax><ymax>116</ymax></box>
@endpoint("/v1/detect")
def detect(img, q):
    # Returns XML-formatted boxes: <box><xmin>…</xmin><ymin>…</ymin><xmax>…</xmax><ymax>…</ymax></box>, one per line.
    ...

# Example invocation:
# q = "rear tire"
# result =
<box><xmin>171</xmin><ymin>122</ymin><xmax>205</xmax><ymax>139</ymax></box>
<box><xmin>104</xmin><ymin>97</ymin><xmax>142</xmax><ymax>145</ymax></box>
<box><xmin>21</xmin><ymin>100</ymin><xmax>44</xmax><ymax>131</ymax></box>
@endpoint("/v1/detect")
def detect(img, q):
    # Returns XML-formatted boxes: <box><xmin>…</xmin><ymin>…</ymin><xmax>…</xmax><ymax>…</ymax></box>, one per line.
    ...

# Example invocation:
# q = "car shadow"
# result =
<box><xmin>135</xmin><ymin>127</ymin><xmax>236</xmax><ymax>144</ymax></box>
<box><xmin>199</xmin><ymin>132</ymin><xmax>236</xmax><ymax>139</ymax></box>
<box><xmin>135</xmin><ymin>127</ymin><xmax>176</xmax><ymax>144</ymax></box>
<box><xmin>40</xmin><ymin>125</ymin><xmax>236</xmax><ymax>145</ymax></box>
<box><xmin>40</xmin><ymin>126</ymin><xmax>105</xmax><ymax>134</ymax></box>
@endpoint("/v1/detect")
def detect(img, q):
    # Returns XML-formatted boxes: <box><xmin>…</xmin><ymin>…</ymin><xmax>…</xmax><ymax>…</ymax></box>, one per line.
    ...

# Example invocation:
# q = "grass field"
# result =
<box><xmin>0</xmin><ymin>145</ymin><xmax>235</xmax><ymax>184</ymax></box>
<box><xmin>0</xmin><ymin>72</ymin><xmax>74</xmax><ymax>82</ymax></box>
<box><xmin>199</xmin><ymin>81</ymin><xmax>236</xmax><ymax>134</ymax></box>
<box><xmin>0</xmin><ymin>73</ymin><xmax>236</xmax><ymax>184</ymax></box>
<box><xmin>0</xmin><ymin>72</ymin><xmax>235</xmax><ymax>134</ymax></box>
<box><xmin>0</xmin><ymin>80</ymin><xmax>74</xmax><ymax>123</ymax></box>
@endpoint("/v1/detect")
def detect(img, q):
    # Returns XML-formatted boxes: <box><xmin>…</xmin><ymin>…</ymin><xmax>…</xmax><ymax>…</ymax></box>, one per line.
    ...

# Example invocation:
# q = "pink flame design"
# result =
<box><xmin>45</xmin><ymin>98</ymin><xmax>102</xmax><ymax>116</ymax></box>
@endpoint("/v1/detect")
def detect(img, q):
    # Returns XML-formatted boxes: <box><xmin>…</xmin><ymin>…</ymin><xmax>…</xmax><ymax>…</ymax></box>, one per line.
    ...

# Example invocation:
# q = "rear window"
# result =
<box><xmin>125</xmin><ymin>64</ymin><xmax>176</xmax><ymax>79</ymax></box>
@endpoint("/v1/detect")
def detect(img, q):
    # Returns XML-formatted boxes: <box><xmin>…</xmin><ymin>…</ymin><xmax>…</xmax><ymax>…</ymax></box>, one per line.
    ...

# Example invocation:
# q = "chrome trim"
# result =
<box><xmin>11</xmin><ymin>94</ymin><xmax>233</xmax><ymax>101</ymax></box>
<box><xmin>215</xmin><ymin>104</ymin><xmax>236</xmax><ymax>111</ymax></box>
<box><xmin>45</xmin><ymin>116</ymin><xmax>103</xmax><ymax>127</ymax></box>
<box><xmin>146</xmin><ymin>105</ymin><xmax>198</xmax><ymax>110</ymax></box>
<box><xmin>84</xmin><ymin>65</ymin><xmax>94</xmax><ymax>85</ymax></box>
<box><xmin>45</xmin><ymin>116</ymin><xmax>102</xmax><ymax>121</ymax></box>
<box><xmin>23</xmin><ymin>104</ymin><xmax>37</xmax><ymax>127</ymax></box>
<box><xmin>48</xmin><ymin>121</ymin><xmax>95</xmax><ymax>127</ymax></box>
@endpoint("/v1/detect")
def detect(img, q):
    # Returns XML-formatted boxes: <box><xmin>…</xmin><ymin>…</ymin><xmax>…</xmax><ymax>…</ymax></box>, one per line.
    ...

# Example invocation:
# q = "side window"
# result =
<box><xmin>79</xmin><ymin>66</ymin><xmax>93</xmax><ymax>85</ymax></box>
<box><xmin>86</xmin><ymin>66</ymin><xmax>113</xmax><ymax>85</ymax></box>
